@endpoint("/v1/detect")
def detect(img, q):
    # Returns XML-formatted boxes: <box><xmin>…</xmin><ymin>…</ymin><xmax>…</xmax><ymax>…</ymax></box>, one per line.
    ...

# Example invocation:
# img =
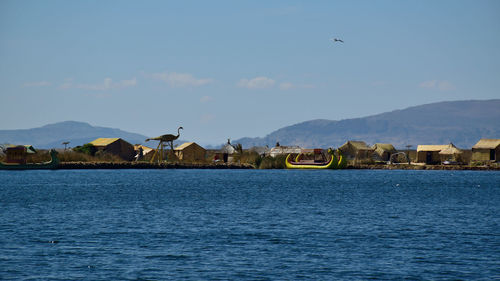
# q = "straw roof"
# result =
<box><xmin>174</xmin><ymin>142</ymin><xmax>194</xmax><ymax>151</ymax></box>
<box><xmin>134</xmin><ymin>144</ymin><xmax>154</xmax><ymax>154</ymax></box>
<box><xmin>174</xmin><ymin>142</ymin><xmax>205</xmax><ymax>151</ymax></box>
<box><xmin>439</xmin><ymin>146</ymin><xmax>462</xmax><ymax>155</ymax></box>
<box><xmin>341</xmin><ymin>141</ymin><xmax>373</xmax><ymax>151</ymax></box>
<box><xmin>372</xmin><ymin>143</ymin><xmax>396</xmax><ymax>152</ymax></box>
<box><xmin>417</xmin><ymin>143</ymin><xmax>455</xmax><ymax>152</ymax></box>
<box><xmin>90</xmin><ymin>138</ymin><xmax>120</xmax><ymax>147</ymax></box>
<box><xmin>472</xmin><ymin>139</ymin><xmax>500</xmax><ymax>149</ymax></box>
<box><xmin>7</xmin><ymin>144</ymin><xmax>37</xmax><ymax>154</ymax></box>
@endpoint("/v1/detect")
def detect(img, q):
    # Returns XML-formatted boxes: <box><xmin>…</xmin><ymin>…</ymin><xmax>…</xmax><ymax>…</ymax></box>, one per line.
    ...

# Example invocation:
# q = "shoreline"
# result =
<box><xmin>58</xmin><ymin>161</ymin><xmax>254</xmax><ymax>169</ymax></box>
<box><xmin>54</xmin><ymin>162</ymin><xmax>500</xmax><ymax>171</ymax></box>
<box><xmin>348</xmin><ymin>164</ymin><xmax>500</xmax><ymax>171</ymax></box>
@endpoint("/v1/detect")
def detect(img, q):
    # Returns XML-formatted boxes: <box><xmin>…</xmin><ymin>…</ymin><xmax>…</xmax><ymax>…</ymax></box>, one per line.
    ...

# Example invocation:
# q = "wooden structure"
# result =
<box><xmin>269</xmin><ymin>145</ymin><xmax>302</xmax><ymax>158</ymax></box>
<box><xmin>416</xmin><ymin>143</ymin><xmax>458</xmax><ymax>164</ymax></box>
<box><xmin>1</xmin><ymin>149</ymin><xmax>59</xmax><ymax>170</ymax></box>
<box><xmin>439</xmin><ymin>146</ymin><xmax>463</xmax><ymax>163</ymax></box>
<box><xmin>174</xmin><ymin>142</ymin><xmax>206</xmax><ymax>161</ymax></box>
<box><xmin>471</xmin><ymin>139</ymin><xmax>500</xmax><ymax>162</ymax></box>
<box><xmin>372</xmin><ymin>143</ymin><xmax>397</xmax><ymax>161</ymax></box>
<box><xmin>146</xmin><ymin>127</ymin><xmax>183</xmax><ymax>163</ymax></box>
<box><xmin>4</xmin><ymin>145</ymin><xmax>36</xmax><ymax>164</ymax></box>
<box><xmin>338</xmin><ymin>141</ymin><xmax>374</xmax><ymax>160</ymax></box>
<box><xmin>89</xmin><ymin>138</ymin><xmax>135</xmax><ymax>161</ymax></box>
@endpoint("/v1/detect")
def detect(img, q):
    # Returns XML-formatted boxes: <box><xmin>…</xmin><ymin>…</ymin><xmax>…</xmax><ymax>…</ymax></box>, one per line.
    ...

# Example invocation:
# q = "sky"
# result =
<box><xmin>1</xmin><ymin>0</ymin><xmax>499</xmax><ymax>145</ymax></box>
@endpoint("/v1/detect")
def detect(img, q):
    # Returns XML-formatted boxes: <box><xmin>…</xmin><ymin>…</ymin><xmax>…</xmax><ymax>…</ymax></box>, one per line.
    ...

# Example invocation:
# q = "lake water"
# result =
<box><xmin>1</xmin><ymin>170</ymin><xmax>499</xmax><ymax>280</ymax></box>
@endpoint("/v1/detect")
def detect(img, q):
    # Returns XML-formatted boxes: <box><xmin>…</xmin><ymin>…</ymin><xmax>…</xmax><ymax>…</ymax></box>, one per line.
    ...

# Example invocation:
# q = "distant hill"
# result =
<box><xmin>235</xmin><ymin>99</ymin><xmax>500</xmax><ymax>149</ymax></box>
<box><xmin>0</xmin><ymin>121</ymin><xmax>150</xmax><ymax>149</ymax></box>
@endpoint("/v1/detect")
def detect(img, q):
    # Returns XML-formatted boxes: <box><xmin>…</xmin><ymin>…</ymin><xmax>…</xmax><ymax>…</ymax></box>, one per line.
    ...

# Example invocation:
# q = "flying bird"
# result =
<box><xmin>330</xmin><ymin>38</ymin><xmax>344</xmax><ymax>43</ymax></box>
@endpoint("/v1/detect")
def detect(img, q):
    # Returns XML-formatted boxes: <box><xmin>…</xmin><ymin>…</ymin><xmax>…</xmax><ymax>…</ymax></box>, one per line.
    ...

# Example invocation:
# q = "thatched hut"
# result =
<box><xmin>416</xmin><ymin>143</ymin><xmax>458</xmax><ymax>164</ymax></box>
<box><xmin>372</xmin><ymin>143</ymin><xmax>397</xmax><ymax>161</ymax></box>
<box><xmin>471</xmin><ymin>139</ymin><xmax>500</xmax><ymax>162</ymax></box>
<box><xmin>89</xmin><ymin>138</ymin><xmax>135</xmax><ymax>161</ymax></box>
<box><xmin>439</xmin><ymin>146</ymin><xmax>463</xmax><ymax>163</ymax></box>
<box><xmin>134</xmin><ymin>144</ymin><xmax>155</xmax><ymax>157</ymax></box>
<box><xmin>338</xmin><ymin>141</ymin><xmax>374</xmax><ymax>160</ymax></box>
<box><xmin>174</xmin><ymin>142</ymin><xmax>206</xmax><ymax>162</ymax></box>
<box><xmin>4</xmin><ymin>145</ymin><xmax>36</xmax><ymax>164</ymax></box>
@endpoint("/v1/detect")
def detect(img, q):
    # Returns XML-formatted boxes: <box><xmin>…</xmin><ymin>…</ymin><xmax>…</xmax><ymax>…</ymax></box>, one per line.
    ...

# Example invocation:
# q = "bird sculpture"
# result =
<box><xmin>146</xmin><ymin>126</ymin><xmax>183</xmax><ymax>162</ymax></box>
<box><xmin>330</xmin><ymin>38</ymin><xmax>344</xmax><ymax>43</ymax></box>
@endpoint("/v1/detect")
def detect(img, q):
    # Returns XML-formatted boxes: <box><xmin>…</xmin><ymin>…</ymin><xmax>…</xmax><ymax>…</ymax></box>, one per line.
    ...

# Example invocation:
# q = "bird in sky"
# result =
<box><xmin>330</xmin><ymin>38</ymin><xmax>344</xmax><ymax>43</ymax></box>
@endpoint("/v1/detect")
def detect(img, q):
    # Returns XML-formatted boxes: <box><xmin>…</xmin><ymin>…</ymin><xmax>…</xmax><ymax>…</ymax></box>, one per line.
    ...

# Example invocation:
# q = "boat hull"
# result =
<box><xmin>0</xmin><ymin>150</ymin><xmax>59</xmax><ymax>170</ymax></box>
<box><xmin>285</xmin><ymin>149</ymin><xmax>346</xmax><ymax>169</ymax></box>
<box><xmin>286</xmin><ymin>153</ymin><xmax>337</xmax><ymax>169</ymax></box>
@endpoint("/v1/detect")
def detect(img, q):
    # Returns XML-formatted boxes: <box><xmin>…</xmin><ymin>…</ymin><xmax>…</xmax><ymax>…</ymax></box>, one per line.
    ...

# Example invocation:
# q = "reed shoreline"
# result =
<box><xmin>55</xmin><ymin>162</ymin><xmax>500</xmax><ymax>171</ymax></box>
<box><xmin>58</xmin><ymin>161</ymin><xmax>254</xmax><ymax>169</ymax></box>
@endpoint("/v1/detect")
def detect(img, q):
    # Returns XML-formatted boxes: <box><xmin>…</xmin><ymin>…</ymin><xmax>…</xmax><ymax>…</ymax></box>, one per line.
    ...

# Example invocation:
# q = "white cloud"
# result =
<box><xmin>59</xmin><ymin>77</ymin><xmax>137</xmax><ymax>91</ymax></box>
<box><xmin>419</xmin><ymin>80</ymin><xmax>455</xmax><ymax>91</ymax></box>
<box><xmin>151</xmin><ymin>72</ymin><xmax>213</xmax><ymax>87</ymax></box>
<box><xmin>279</xmin><ymin>82</ymin><xmax>294</xmax><ymax>90</ymax></box>
<box><xmin>237</xmin><ymin>76</ymin><xmax>275</xmax><ymax>89</ymax></box>
<box><xmin>77</xmin><ymin>77</ymin><xmax>137</xmax><ymax>90</ymax></box>
<box><xmin>200</xmin><ymin>96</ymin><xmax>213</xmax><ymax>103</ymax></box>
<box><xmin>22</xmin><ymin>81</ymin><xmax>51</xmax><ymax>87</ymax></box>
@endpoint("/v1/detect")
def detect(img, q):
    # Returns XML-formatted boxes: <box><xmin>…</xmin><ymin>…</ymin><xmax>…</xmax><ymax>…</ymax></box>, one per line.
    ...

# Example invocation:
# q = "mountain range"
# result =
<box><xmin>0</xmin><ymin>121</ymin><xmax>149</xmax><ymax>149</ymax></box>
<box><xmin>235</xmin><ymin>99</ymin><xmax>500</xmax><ymax>149</ymax></box>
<box><xmin>1</xmin><ymin>99</ymin><xmax>499</xmax><ymax>149</ymax></box>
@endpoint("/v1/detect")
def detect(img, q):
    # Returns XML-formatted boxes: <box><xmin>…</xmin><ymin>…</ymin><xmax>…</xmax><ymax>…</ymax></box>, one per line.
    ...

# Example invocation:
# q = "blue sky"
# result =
<box><xmin>1</xmin><ymin>0</ymin><xmax>499</xmax><ymax>145</ymax></box>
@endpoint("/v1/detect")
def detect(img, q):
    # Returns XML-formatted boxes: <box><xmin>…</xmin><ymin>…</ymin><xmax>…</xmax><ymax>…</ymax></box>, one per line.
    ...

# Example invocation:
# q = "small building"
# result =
<box><xmin>339</xmin><ymin>141</ymin><xmax>374</xmax><ymax>160</ymax></box>
<box><xmin>174</xmin><ymin>142</ymin><xmax>206</xmax><ymax>162</ymax></box>
<box><xmin>439</xmin><ymin>146</ymin><xmax>464</xmax><ymax>163</ymax></box>
<box><xmin>269</xmin><ymin>145</ymin><xmax>302</xmax><ymax>158</ymax></box>
<box><xmin>4</xmin><ymin>145</ymin><xmax>36</xmax><ymax>164</ymax></box>
<box><xmin>372</xmin><ymin>143</ymin><xmax>397</xmax><ymax>161</ymax></box>
<box><xmin>89</xmin><ymin>138</ymin><xmax>135</xmax><ymax>161</ymax></box>
<box><xmin>218</xmin><ymin>139</ymin><xmax>239</xmax><ymax>163</ymax></box>
<box><xmin>133</xmin><ymin>144</ymin><xmax>155</xmax><ymax>161</ymax></box>
<box><xmin>416</xmin><ymin>143</ymin><xmax>458</xmax><ymax>164</ymax></box>
<box><xmin>471</xmin><ymin>139</ymin><xmax>500</xmax><ymax>162</ymax></box>
<box><xmin>134</xmin><ymin>145</ymin><xmax>155</xmax><ymax>157</ymax></box>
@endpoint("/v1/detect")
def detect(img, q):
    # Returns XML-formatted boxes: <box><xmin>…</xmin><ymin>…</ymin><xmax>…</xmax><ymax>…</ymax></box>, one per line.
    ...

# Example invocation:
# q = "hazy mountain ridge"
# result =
<box><xmin>235</xmin><ymin>99</ymin><xmax>500</xmax><ymax>149</ymax></box>
<box><xmin>0</xmin><ymin>121</ymin><xmax>150</xmax><ymax>149</ymax></box>
<box><xmin>1</xmin><ymin>100</ymin><xmax>499</xmax><ymax>150</ymax></box>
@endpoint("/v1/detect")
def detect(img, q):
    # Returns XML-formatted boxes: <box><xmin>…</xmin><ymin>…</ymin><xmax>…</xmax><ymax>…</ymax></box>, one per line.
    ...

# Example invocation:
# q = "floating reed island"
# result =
<box><xmin>58</xmin><ymin>161</ymin><xmax>254</xmax><ymax>170</ymax></box>
<box><xmin>2</xmin><ymin>136</ymin><xmax>500</xmax><ymax>170</ymax></box>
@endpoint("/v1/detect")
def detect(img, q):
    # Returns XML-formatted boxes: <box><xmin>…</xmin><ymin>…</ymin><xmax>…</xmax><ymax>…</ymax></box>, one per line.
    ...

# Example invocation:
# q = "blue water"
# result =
<box><xmin>0</xmin><ymin>170</ymin><xmax>499</xmax><ymax>280</ymax></box>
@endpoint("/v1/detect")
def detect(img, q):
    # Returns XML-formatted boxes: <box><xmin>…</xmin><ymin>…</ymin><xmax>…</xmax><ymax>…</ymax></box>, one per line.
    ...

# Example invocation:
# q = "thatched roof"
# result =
<box><xmin>134</xmin><ymin>144</ymin><xmax>154</xmax><ymax>154</ymax></box>
<box><xmin>417</xmin><ymin>143</ymin><xmax>456</xmax><ymax>152</ymax></box>
<box><xmin>174</xmin><ymin>142</ymin><xmax>205</xmax><ymax>151</ymax></box>
<box><xmin>472</xmin><ymin>139</ymin><xmax>500</xmax><ymax>149</ymax></box>
<box><xmin>340</xmin><ymin>141</ymin><xmax>373</xmax><ymax>151</ymax></box>
<box><xmin>372</xmin><ymin>143</ymin><xmax>396</xmax><ymax>153</ymax></box>
<box><xmin>90</xmin><ymin>138</ymin><xmax>120</xmax><ymax>147</ymax></box>
<box><xmin>439</xmin><ymin>146</ymin><xmax>462</xmax><ymax>155</ymax></box>
<box><xmin>7</xmin><ymin>145</ymin><xmax>37</xmax><ymax>154</ymax></box>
